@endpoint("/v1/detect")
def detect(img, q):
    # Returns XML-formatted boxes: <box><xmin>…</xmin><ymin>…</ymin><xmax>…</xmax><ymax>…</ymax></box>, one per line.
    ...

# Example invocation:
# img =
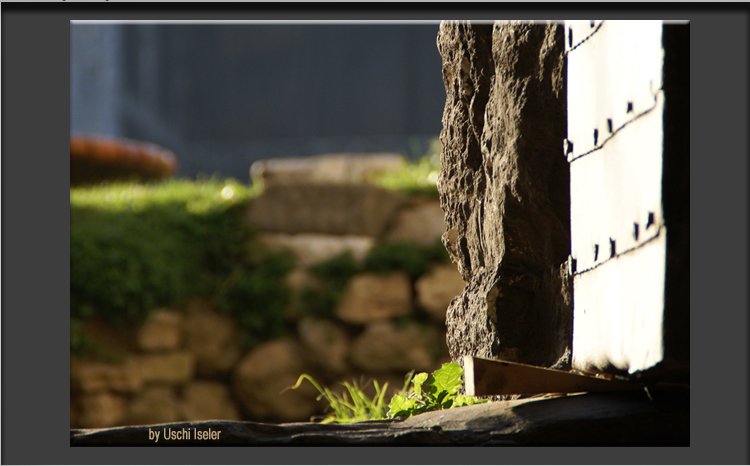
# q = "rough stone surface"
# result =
<box><xmin>181</xmin><ymin>381</ymin><xmax>243</xmax><ymax>421</ymax></box>
<box><xmin>247</xmin><ymin>184</ymin><xmax>408</xmax><ymax>237</ymax></box>
<box><xmin>297</xmin><ymin>318</ymin><xmax>349</xmax><ymax>374</ymax></box>
<box><xmin>125</xmin><ymin>386</ymin><xmax>182</xmax><ymax>426</ymax></box>
<box><xmin>136</xmin><ymin>309</ymin><xmax>182</xmax><ymax>351</ymax></box>
<box><xmin>415</xmin><ymin>264</ymin><xmax>467</xmax><ymax>323</ymax></box>
<box><xmin>437</xmin><ymin>22</ymin><xmax>572</xmax><ymax>367</ymax></box>
<box><xmin>182</xmin><ymin>302</ymin><xmax>242</xmax><ymax>377</ymax></box>
<box><xmin>335</xmin><ymin>272</ymin><xmax>412</xmax><ymax>324</ymax></box>
<box><xmin>349</xmin><ymin>321</ymin><xmax>436</xmax><ymax>372</ymax></box>
<box><xmin>76</xmin><ymin>392</ymin><xmax>128</xmax><ymax>428</ymax></box>
<box><xmin>232</xmin><ymin>338</ymin><xmax>321</xmax><ymax>422</ymax></box>
<box><xmin>132</xmin><ymin>352</ymin><xmax>195</xmax><ymax>385</ymax></box>
<box><xmin>385</xmin><ymin>200</ymin><xmax>447</xmax><ymax>245</ymax></box>
<box><xmin>250</xmin><ymin>153</ymin><xmax>406</xmax><ymax>187</ymax></box>
<box><xmin>256</xmin><ymin>233</ymin><xmax>375</xmax><ymax>267</ymax></box>
<box><xmin>70</xmin><ymin>357</ymin><xmax>143</xmax><ymax>394</ymax></box>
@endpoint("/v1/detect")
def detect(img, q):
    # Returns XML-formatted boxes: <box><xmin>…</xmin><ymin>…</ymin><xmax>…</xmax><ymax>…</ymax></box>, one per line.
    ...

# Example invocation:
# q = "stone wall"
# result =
<box><xmin>436</xmin><ymin>22</ymin><xmax>572</xmax><ymax>368</ymax></box>
<box><xmin>70</xmin><ymin>153</ymin><xmax>465</xmax><ymax>428</ymax></box>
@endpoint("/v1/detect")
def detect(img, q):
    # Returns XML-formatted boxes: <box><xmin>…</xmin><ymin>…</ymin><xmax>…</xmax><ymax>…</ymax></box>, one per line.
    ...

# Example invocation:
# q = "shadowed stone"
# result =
<box><xmin>415</xmin><ymin>263</ymin><xmax>466</xmax><ymax>323</ymax></box>
<box><xmin>125</xmin><ymin>386</ymin><xmax>182</xmax><ymax>426</ymax></box>
<box><xmin>349</xmin><ymin>321</ymin><xmax>436</xmax><ymax>372</ymax></box>
<box><xmin>335</xmin><ymin>273</ymin><xmax>412</xmax><ymax>324</ymax></box>
<box><xmin>136</xmin><ymin>309</ymin><xmax>182</xmax><ymax>351</ymax></box>
<box><xmin>182</xmin><ymin>301</ymin><xmax>242</xmax><ymax>377</ymax></box>
<box><xmin>251</xmin><ymin>153</ymin><xmax>406</xmax><ymax>187</ymax></box>
<box><xmin>132</xmin><ymin>352</ymin><xmax>195</xmax><ymax>385</ymax></box>
<box><xmin>257</xmin><ymin>233</ymin><xmax>375</xmax><ymax>267</ymax></box>
<box><xmin>385</xmin><ymin>200</ymin><xmax>446</xmax><ymax>245</ymax></box>
<box><xmin>247</xmin><ymin>184</ymin><xmax>408</xmax><ymax>237</ymax></box>
<box><xmin>181</xmin><ymin>381</ymin><xmax>243</xmax><ymax>422</ymax></box>
<box><xmin>297</xmin><ymin>318</ymin><xmax>350</xmax><ymax>375</ymax></box>
<box><xmin>76</xmin><ymin>392</ymin><xmax>127</xmax><ymax>428</ymax></box>
<box><xmin>232</xmin><ymin>338</ymin><xmax>321</xmax><ymax>422</ymax></box>
<box><xmin>70</xmin><ymin>357</ymin><xmax>143</xmax><ymax>394</ymax></box>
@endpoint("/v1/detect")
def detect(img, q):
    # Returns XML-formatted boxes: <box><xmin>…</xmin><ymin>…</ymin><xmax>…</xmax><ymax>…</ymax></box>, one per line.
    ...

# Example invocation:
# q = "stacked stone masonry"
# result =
<box><xmin>71</xmin><ymin>153</ymin><xmax>465</xmax><ymax>428</ymax></box>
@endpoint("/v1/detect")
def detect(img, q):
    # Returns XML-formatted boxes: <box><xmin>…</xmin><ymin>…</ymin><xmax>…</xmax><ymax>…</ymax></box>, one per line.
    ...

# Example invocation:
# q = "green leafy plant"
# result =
<box><xmin>283</xmin><ymin>374</ymin><xmax>393</xmax><ymax>424</ymax></box>
<box><xmin>387</xmin><ymin>363</ymin><xmax>487</xmax><ymax>419</ymax></box>
<box><xmin>286</xmin><ymin>363</ymin><xmax>487</xmax><ymax>424</ymax></box>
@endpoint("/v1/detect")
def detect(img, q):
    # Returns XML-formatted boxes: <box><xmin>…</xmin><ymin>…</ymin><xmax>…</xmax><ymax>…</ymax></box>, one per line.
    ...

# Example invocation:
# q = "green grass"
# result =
<box><xmin>70</xmin><ymin>176</ymin><xmax>262</xmax><ymax>215</ymax></box>
<box><xmin>70</xmin><ymin>171</ymin><xmax>453</xmax><ymax>354</ymax></box>
<box><xmin>286</xmin><ymin>363</ymin><xmax>487</xmax><ymax>424</ymax></box>
<box><xmin>370</xmin><ymin>137</ymin><xmax>442</xmax><ymax>198</ymax></box>
<box><xmin>70</xmin><ymin>177</ymin><xmax>290</xmax><ymax>350</ymax></box>
<box><xmin>283</xmin><ymin>374</ymin><xmax>395</xmax><ymax>424</ymax></box>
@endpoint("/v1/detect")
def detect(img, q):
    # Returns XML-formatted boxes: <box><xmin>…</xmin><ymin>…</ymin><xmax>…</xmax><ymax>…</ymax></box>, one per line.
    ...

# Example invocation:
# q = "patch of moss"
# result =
<box><xmin>363</xmin><ymin>239</ymin><xmax>450</xmax><ymax>280</ymax></box>
<box><xmin>215</xmin><ymin>245</ymin><xmax>295</xmax><ymax>348</ymax></box>
<box><xmin>70</xmin><ymin>318</ymin><xmax>127</xmax><ymax>363</ymax></box>
<box><xmin>293</xmin><ymin>240</ymin><xmax>451</xmax><ymax>319</ymax></box>
<box><xmin>293</xmin><ymin>252</ymin><xmax>359</xmax><ymax>319</ymax></box>
<box><xmin>70</xmin><ymin>177</ymin><xmax>291</xmax><ymax>351</ymax></box>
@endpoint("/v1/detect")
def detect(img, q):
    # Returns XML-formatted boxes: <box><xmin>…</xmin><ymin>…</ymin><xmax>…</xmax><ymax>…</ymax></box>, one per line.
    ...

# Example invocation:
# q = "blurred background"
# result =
<box><xmin>70</xmin><ymin>22</ymin><xmax>446</xmax><ymax>181</ymax></box>
<box><xmin>70</xmin><ymin>22</ymin><xmax>465</xmax><ymax>429</ymax></box>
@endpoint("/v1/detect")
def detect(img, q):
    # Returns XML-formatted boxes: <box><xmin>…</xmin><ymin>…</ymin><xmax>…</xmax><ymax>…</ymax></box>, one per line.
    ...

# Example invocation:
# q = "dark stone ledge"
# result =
<box><xmin>70</xmin><ymin>389</ymin><xmax>688</xmax><ymax>446</ymax></box>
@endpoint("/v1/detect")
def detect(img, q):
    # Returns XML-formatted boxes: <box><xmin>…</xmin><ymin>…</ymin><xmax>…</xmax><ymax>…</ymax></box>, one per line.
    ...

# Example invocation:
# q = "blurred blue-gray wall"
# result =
<box><xmin>70</xmin><ymin>23</ymin><xmax>446</xmax><ymax>182</ymax></box>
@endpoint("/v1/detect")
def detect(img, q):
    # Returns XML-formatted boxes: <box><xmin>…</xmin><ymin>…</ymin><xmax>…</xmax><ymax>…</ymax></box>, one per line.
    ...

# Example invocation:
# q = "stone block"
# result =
<box><xmin>181</xmin><ymin>381</ymin><xmax>242</xmax><ymax>422</ymax></box>
<box><xmin>257</xmin><ymin>233</ymin><xmax>375</xmax><ymax>268</ymax></box>
<box><xmin>132</xmin><ymin>352</ymin><xmax>195</xmax><ymax>385</ymax></box>
<box><xmin>125</xmin><ymin>386</ymin><xmax>181</xmax><ymax>426</ymax></box>
<box><xmin>385</xmin><ymin>200</ymin><xmax>446</xmax><ymax>244</ymax></box>
<box><xmin>136</xmin><ymin>309</ymin><xmax>182</xmax><ymax>351</ymax></box>
<box><xmin>335</xmin><ymin>272</ymin><xmax>412</xmax><ymax>325</ymax></box>
<box><xmin>233</xmin><ymin>338</ymin><xmax>321</xmax><ymax>422</ymax></box>
<box><xmin>250</xmin><ymin>153</ymin><xmax>406</xmax><ymax>187</ymax></box>
<box><xmin>182</xmin><ymin>301</ymin><xmax>242</xmax><ymax>377</ymax></box>
<box><xmin>247</xmin><ymin>183</ymin><xmax>408</xmax><ymax>237</ymax></box>
<box><xmin>70</xmin><ymin>357</ymin><xmax>143</xmax><ymax>394</ymax></box>
<box><xmin>415</xmin><ymin>264</ymin><xmax>466</xmax><ymax>323</ymax></box>
<box><xmin>76</xmin><ymin>392</ymin><xmax>127</xmax><ymax>428</ymax></box>
<box><xmin>349</xmin><ymin>321</ymin><xmax>435</xmax><ymax>372</ymax></box>
<box><xmin>297</xmin><ymin>318</ymin><xmax>349</xmax><ymax>374</ymax></box>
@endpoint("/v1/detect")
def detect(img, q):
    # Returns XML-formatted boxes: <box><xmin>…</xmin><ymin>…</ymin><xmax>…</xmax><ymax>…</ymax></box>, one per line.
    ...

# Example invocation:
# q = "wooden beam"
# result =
<box><xmin>463</xmin><ymin>356</ymin><xmax>643</xmax><ymax>397</ymax></box>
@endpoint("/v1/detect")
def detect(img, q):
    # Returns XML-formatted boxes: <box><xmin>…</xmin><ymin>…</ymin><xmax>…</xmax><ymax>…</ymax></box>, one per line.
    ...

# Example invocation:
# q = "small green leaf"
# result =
<box><xmin>387</xmin><ymin>394</ymin><xmax>418</xmax><ymax>418</ymax></box>
<box><xmin>431</xmin><ymin>363</ymin><xmax>463</xmax><ymax>395</ymax></box>
<box><xmin>453</xmin><ymin>393</ymin><xmax>489</xmax><ymax>407</ymax></box>
<box><xmin>411</xmin><ymin>372</ymin><xmax>429</xmax><ymax>397</ymax></box>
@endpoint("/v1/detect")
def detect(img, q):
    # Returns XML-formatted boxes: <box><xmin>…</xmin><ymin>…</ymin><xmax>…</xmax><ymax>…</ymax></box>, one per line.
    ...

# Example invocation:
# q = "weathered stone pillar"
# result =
<box><xmin>437</xmin><ymin>21</ymin><xmax>571</xmax><ymax>368</ymax></box>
